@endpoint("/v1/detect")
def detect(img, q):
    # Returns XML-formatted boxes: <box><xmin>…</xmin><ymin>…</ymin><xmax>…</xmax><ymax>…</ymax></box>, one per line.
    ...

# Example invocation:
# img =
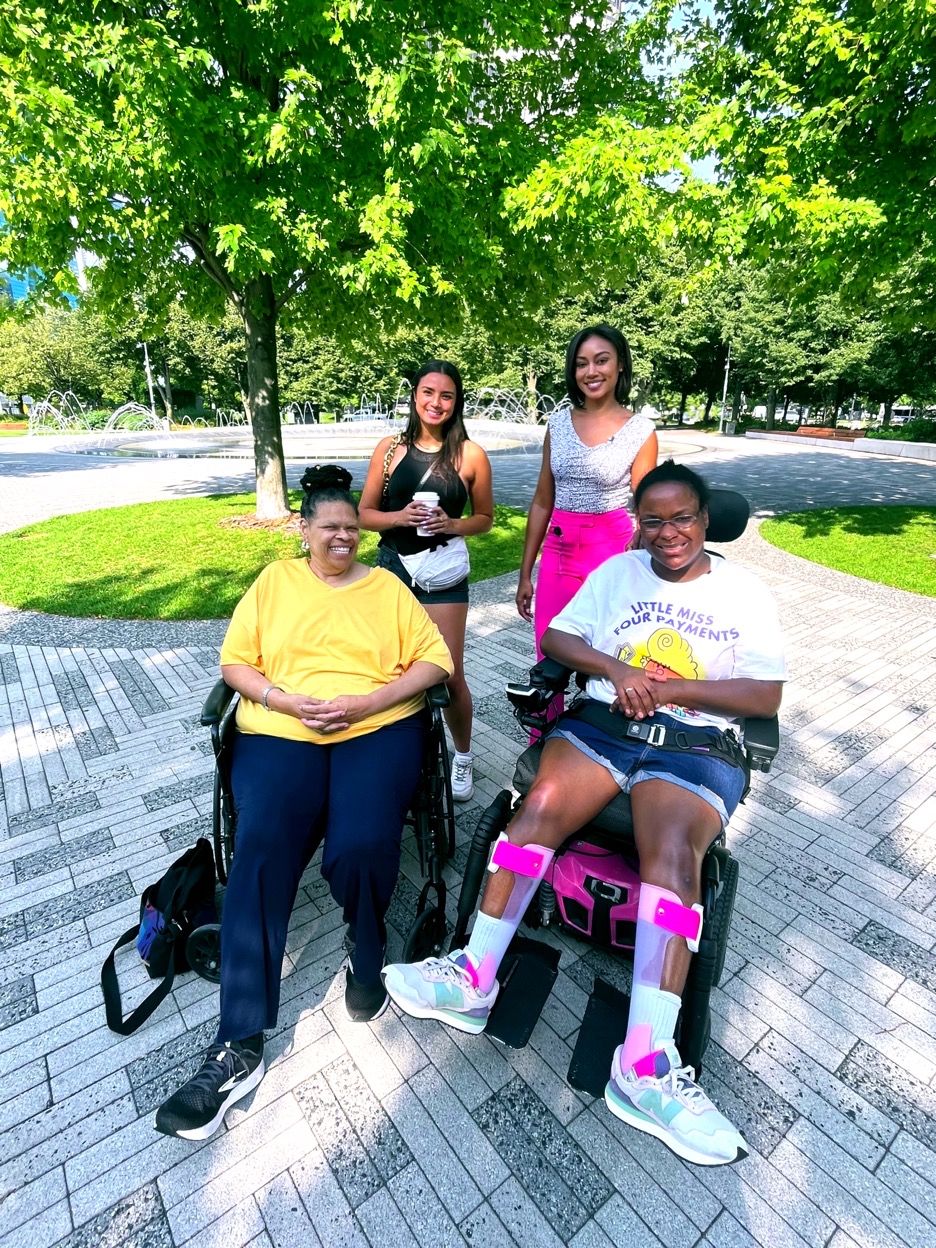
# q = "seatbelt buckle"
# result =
<box><xmin>624</xmin><ymin>720</ymin><xmax>667</xmax><ymax>746</ymax></box>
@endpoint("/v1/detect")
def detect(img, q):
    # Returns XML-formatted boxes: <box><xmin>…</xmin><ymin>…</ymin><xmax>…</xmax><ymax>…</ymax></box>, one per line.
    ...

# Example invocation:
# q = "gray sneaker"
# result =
<box><xmin>605</xmin><ymin>1042</ymin><xmax>748</xmax><ymax>1166</ymax></box>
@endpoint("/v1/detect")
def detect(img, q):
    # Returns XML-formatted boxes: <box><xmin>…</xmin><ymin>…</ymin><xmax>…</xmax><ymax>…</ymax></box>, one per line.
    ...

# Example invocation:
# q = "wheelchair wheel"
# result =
<box><xmin>212</xmin><ymin>771</ymin><xmax>235</xmax><ymax>885</ymax></box>
<box><xmin>707</xmin><ymin>854</ymin><xmax>739</xmax><ymax>986</ymax></box>
<box><xmin>186</xmin><ymin>923</ymin><xmax>222</xmax><ymax>983</ymax></box>
<box><xmin>403</xmin><ymin>905</ymin><xmax>447</xmax><ymax>962</ymax></box>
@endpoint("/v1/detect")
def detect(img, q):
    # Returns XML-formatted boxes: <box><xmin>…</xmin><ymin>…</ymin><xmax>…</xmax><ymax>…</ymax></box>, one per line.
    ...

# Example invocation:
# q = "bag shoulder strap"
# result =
<box><xmin>101</xmin><ymin>924</ymin><xmax>178</xmax><ymax>1035</ymax></box>
<box><xmin>381</xmin><ymin>433</ymin><xmax>404</xmax><ymax>501</ymax></box>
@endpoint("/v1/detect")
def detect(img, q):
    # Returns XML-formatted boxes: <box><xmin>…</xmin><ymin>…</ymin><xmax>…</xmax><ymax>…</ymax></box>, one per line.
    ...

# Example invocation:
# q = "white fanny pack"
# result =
<box><xmin>398</xmin><ymin>537</ymin><xmax>470</xmax><ymax>592</ymax></box>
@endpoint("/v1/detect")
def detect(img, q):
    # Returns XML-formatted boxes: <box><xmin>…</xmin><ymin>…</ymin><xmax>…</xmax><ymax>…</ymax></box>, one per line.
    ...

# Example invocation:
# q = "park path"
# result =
<box><xmin>0</xmin><ymin>430</ymin><xmax>934</xmax><ymax>1248</ymax></box>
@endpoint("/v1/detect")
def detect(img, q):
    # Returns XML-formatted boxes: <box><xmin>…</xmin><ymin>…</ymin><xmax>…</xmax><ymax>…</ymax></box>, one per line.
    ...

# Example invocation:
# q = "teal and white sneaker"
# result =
<box><xmin>605</xmin><ymin>1043</ymin><xmax>748</xmax><ymax>1166</ymax></box>
<box><xmin>382</xmin><ymin>950</ymin><xmax>498</xmax><ymax>1034</ymax></box>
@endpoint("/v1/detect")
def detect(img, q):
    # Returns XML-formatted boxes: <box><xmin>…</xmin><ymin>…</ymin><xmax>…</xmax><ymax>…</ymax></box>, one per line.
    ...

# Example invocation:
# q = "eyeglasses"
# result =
<box><xmin>638</xmin><ymin>512</ymin><xmax>701</xmax><ymax>534</ymax></box>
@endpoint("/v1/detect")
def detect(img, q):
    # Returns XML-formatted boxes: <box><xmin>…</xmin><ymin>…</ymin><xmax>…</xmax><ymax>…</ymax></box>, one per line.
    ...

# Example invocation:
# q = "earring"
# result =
<box><xmin>301</xmin><ymin>539</ymin><xmax>309</xmax><ymax>552</ymax></box>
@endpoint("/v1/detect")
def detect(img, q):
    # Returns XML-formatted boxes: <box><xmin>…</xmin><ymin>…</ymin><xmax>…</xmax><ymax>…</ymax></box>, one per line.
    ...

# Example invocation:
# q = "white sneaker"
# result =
<box><xmin>605</xmin><ymin>1042</ymin><xmax>748</xmax><ymax>1166</ymax></box>
<box><xmin>451</xmin><ymin>754</ymin><xmax>474</xmax><ymax>802</ymax></box>
<box><xmin>383</xmin><ymin>950</ymin><xmax>497</xmax><ymax>1033</ymax></box>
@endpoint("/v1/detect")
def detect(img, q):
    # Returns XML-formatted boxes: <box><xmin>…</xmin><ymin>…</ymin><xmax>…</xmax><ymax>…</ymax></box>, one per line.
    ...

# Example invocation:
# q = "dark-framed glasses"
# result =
<box><xmin>639</xmin><ymin>512</ymin><xmax>701</xmax><ymax>534</ymax></box>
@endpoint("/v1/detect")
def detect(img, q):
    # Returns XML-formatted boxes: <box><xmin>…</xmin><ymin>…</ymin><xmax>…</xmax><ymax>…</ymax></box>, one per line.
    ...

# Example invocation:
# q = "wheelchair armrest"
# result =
<box><xmin>532</xmin><ymin>657</ymin><xmax>575</xmax><ymax>691</ymax></box>
<box><xmin>505</xmin><ymin>657</ymin><xmax>573</xmax><ymax>724</ymax></box>
<box><xmin>200</xmin><ymin>679</ymin><xmax>237</xmax><ymax>727</ymax></box>
<box><xmin>426</xmin><ymin>683</ymin><xmax>451</xmax><ymax>710</ymax></box>
<box><xmin>743</xmin><ymin>715</ymin><xmax>780</xmax><ymax>772</ymax></box>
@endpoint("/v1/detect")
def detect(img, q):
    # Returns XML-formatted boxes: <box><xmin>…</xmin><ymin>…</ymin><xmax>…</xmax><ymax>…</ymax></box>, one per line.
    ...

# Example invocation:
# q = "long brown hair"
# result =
<box><xmin>403</xmin><ymin>359</ymin><xmax>469</xmax><ymax>480</ymax></box>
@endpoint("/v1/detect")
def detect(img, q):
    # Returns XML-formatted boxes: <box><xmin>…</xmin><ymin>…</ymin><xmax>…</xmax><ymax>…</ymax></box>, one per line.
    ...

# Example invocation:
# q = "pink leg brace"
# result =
<box><xmin>464</xmin><ymin>834</ymin><xmax>554</xmax><ymax>992</ymax></box>
<box><xmin>619</xmin><ymin>883</ymin><xmax>704</xmax><ymax>1075</ymax></box>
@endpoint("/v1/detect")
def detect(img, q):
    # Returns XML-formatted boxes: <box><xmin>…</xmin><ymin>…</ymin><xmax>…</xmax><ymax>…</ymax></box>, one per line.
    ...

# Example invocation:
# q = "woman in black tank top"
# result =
<box><xmin>359</xmin><ymin>361</ymin><xmax>494</xmax><ymax>802</ymax></box>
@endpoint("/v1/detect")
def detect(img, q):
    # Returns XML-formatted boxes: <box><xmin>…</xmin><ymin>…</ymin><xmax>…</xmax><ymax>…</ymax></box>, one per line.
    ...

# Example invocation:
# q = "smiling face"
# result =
<box><xmin>300</xmin><ymin>501</ymin><xmax>360</xmax><ymax>576</ymax></box>
<box><xmin>574</xmin><ymin>335</ymin><xmax>621</xmax><ymax>406</ymax></box>
<box><xmin>637</xmin><ymin>481</ymin><xmax>710</xmax><ymax>581</ymax></box>
<box><xmin>413</xmin><ymin>371</ymin><xmax>458</xmax><ymax>437</ymax></box>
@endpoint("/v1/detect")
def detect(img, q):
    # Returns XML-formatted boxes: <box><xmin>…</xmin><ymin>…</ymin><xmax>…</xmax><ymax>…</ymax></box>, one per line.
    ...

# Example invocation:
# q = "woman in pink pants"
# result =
<box><xmin>516</xmin><ymin>325</ymin><xmax>658</xmax><ymax>721</ymax></box>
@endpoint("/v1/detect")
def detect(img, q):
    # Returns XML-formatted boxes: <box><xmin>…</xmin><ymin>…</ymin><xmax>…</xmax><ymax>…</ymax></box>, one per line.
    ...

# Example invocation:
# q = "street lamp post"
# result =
<box><xmin>138</xmin><ymin>341</ymin><xmax>157</xmax><ymax>417</ymax></box>
<box><xmin>718</xmin><ymin>342</ymin><xmax>731</xmax><ymax>435</ymax></box>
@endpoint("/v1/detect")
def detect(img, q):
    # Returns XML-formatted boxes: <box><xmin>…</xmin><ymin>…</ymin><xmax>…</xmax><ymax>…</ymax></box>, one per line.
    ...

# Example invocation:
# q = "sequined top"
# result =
<box><xmin>549</xmin><ymin>408</ymin><xmax>656</xmax><ymax>513</ymax></box>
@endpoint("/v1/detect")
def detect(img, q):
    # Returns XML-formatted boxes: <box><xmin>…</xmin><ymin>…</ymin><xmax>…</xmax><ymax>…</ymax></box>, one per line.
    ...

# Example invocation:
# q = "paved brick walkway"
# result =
<box><xmin>1</xmin><ymin>434</ymin><xmax>935</xmax><ymax>1248</ymax></box>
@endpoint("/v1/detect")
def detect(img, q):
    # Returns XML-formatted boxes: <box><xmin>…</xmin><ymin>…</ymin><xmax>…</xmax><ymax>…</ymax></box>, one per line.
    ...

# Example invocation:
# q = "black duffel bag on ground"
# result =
<box><xmin>101</xmin><ymin>837</ymin><xmax>217</xmax><ymax>1035</ymax></box>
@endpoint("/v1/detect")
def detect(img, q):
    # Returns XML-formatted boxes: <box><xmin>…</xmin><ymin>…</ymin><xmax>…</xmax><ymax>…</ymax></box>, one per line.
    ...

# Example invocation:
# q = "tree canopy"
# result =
<box><xmin>1</xmin><ymin>0</ymin><xmax>682</xmax><ymax>513</ymax></box>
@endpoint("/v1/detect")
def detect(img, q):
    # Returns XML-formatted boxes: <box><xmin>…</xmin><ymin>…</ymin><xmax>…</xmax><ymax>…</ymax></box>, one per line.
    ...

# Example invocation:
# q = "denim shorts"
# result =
<box><xmin>552</xmin><ymin>710</ymin><xmax>746</xmax><ymax>829</ymax></box>
<box><xmin>377</xmin><ymin>542</ymin><xmax>469</xmax><ymax>605</ymax></box>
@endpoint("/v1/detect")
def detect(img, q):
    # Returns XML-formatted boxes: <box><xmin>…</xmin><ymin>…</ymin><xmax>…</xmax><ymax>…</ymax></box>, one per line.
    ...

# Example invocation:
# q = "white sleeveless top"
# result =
<box><xmin>548</xmin><ymin>408</ymin><xmax>656</xmax><ymax>513</ymax></box>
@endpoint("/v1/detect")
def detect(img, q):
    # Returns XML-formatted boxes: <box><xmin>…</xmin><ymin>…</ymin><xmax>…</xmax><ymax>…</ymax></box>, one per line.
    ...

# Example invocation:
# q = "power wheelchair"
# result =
<box><xmin>447</xmin><ymin>488</ymin><xmax>780</xmax><ymax>1094</ymax></box>
<box><xmin>184</xmin><ymin>680</ymin><xmax>458</xmax><ymax>983</ymax></box>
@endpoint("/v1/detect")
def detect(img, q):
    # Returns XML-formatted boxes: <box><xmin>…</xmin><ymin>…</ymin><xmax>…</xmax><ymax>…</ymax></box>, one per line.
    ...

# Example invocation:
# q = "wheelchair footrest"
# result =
<box><xmin>567</xmin><ymin>977</ymin><xmax>631</xmax><ymax>1098</ymax></box>
<box><xmin>485</xmin><ymin>936</ymin><xmax>560</xmax><ymax>1049</ymax></box>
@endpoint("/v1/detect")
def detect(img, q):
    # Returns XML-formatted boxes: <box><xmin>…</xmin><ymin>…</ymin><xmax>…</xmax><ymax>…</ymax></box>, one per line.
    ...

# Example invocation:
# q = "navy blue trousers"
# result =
<box><xmin>217</xmin><ymin>713</ymin><xmax>424</xmax><ymax>1043</ymax></box>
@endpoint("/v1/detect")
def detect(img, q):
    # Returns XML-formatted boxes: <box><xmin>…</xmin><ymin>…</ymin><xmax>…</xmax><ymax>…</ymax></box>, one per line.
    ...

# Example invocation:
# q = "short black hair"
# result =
<box><xmin>565</xmin><ymin>324</ymin><xmax>633</xmax><ymax>408</ymax></box>
<box><xmin>299</xmin><ymin>464</ymin><xmax>355</xmax><ymax>520</ymax></box>
<box><xmin>634</xmin><ymin>459</ymin><xmax>710</xmax><ymax>510</ymax></box>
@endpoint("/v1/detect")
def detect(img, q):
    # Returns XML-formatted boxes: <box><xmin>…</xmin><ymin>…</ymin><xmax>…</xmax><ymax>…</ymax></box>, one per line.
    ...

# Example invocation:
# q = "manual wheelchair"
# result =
<box><xmin>184</xmin><ymin>680</ymin><xmax>458</xmax><ymax>982</ymax></box>
<box><xmin>447</xmin><ymin>489</ymin><xmax>780</xmax><ymax>1092</ymax></box>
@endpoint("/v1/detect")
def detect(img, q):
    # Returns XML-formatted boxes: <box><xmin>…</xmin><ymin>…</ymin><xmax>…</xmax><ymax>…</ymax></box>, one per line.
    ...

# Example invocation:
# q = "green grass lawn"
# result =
<box><xmin>761</xmin><ymin>506</ymin><xmax>936</xmax><ymax>597</ymax></box>
<box><xmin>0</xmin><ymin>494</ymin><xmax>527</xmax><ymax>619</ymax></box>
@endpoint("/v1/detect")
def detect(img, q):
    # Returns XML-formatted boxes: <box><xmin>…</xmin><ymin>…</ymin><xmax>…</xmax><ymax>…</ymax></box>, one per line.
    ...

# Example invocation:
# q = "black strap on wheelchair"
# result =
<box><xmin>101</xmin><ymin>925</ymin><xmax>179</xmax><ymax>1036</ymax></box>
<box><xmin>561</xmin><ymin>699</ymin><xmax>747</xmax><ymax>773</ymax></box>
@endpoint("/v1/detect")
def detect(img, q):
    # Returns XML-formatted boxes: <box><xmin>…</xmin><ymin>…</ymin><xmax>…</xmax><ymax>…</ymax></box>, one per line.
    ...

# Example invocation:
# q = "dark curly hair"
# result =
<box><xmin>299</xmin><ymin>464</ymin><xmax>356</xmax><ymax>520</ymax></box>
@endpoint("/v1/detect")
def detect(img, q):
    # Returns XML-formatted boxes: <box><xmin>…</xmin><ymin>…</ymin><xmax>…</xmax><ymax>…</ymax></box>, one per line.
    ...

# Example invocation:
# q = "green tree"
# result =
<box><xmin>0</xmin><ymin>1</ymin><xmax>660</xmax><ymax>516</ymax></box>
<box><xmin>683</xmin><ymin>1</ymin><xmax>936</xmax><ymax>306</ymax></box>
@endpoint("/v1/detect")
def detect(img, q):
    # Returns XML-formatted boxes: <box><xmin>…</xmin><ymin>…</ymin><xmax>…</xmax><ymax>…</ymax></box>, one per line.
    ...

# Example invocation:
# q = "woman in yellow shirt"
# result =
<box><xmin>155</xmin><ymin>465</ymin><xmax>452</xmax><ymax>1142</ymax></box>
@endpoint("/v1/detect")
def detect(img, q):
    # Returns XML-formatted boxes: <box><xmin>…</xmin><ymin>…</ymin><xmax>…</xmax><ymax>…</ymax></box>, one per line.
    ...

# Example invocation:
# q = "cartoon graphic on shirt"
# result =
<box><xmin>617</xmin><ymin>628</ymin><xmax>703</xmax><ymax>681</ymax></box>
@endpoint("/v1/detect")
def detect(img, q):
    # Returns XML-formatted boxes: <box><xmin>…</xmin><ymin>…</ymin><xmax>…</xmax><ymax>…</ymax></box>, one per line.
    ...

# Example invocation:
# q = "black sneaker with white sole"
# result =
<box><xmin>155</xmin><ymin>1035</ymin><xmax>264</xmax><ymax>1140</ymax></box>
<box><xmin>345</xmin><ymin>967</ymin><xmax>389</xmax><ymax>1022</ymax></box>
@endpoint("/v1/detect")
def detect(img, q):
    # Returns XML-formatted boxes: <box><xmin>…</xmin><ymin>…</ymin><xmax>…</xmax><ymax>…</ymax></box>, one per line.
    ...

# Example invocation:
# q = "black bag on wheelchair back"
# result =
<box><xmin>100</xmin><ymin>838</ymin><xmax>217</xmax><ymax>1035</ymax></box>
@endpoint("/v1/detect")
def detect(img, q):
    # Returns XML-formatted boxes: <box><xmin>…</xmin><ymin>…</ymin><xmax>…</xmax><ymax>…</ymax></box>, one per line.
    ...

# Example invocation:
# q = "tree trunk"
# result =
<box><xmin>242</xmin><ymin>275</ymin><xmax>289</xmax><ymax>519</ymax></box>
<box><xmin>782</xmin><ymin>394</ymin><xmax>790</xmax><ymax>423</ymax></box>
<box><xmin>766</xmin><ymin>387</ymin><xmax>777</xmax><ymax>430</ymax></box>
<box><xmin>525</xmin><ymin>366</ymin><xmax>539</xmax><ymax>423</ymax></box>
<box><xmin>882</xmin><ymin>397</ymin><xmax>893</xmax><ymax>427</ymax></box>
<box><xmin>155</xmin><ymin>359</ymin><xmax>173</xmax><ymax>421</ymax></box>
<box><xmin>730</xmin><ymin>376</ymin><xmax>742</xmax><ymax>423</ymax></box>
<box><xmin>677</xmin><ymin>390</ymin><xmax>687</xmax><ymax>426</ymax></box>
<box><xmin>703</xmin><ymin>392</ymin><xmax>715</xmax><ymax>421</ymax></box>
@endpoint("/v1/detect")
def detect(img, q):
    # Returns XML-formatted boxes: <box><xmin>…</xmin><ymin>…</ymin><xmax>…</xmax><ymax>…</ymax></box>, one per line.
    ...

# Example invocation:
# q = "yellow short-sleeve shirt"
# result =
<box><xmin>220</xmin><ymin>560</ymin><xmax>453</xmax><ymax>744</ymax></box>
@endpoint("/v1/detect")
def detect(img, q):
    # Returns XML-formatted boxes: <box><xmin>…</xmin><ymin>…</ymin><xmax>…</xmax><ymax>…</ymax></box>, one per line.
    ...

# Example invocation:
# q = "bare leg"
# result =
<box><xmin>629</xmin><ymin>779</ymin><xmax>722</xmax><ymax>995</ymax></box>
<box><xmin>424</xmin><ymin>602</ymin><xmax>471</xmax><ymax>753</ymax></box>
<box><xmin>480</xmin><ymin>738</ymin><xmax>621</xmax><ymax>917</ymax></box>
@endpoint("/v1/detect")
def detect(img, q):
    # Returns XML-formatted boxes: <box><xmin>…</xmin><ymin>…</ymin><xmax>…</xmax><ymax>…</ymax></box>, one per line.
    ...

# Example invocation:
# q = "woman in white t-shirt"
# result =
<box><xmin>384</xmin><ymin>460</ymin><xmax>785</xmax><ymax>1168</ymax></box>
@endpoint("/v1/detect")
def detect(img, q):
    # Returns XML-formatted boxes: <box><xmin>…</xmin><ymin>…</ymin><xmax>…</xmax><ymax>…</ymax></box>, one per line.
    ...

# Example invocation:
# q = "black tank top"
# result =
<box><xmin>380</xmin><ymin>445</ymin><xmax>469</xmax><ymax>556</ymax></box>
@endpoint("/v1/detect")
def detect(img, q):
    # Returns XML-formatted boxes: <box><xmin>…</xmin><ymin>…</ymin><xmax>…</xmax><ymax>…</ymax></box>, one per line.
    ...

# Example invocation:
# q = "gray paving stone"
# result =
<box><xmin>288</xmin><ymin>1145</ymin><xmax>370</xmax><ymax>1248</ymax></box>
<box><xmin>472</xmin><ymin>1079</ymin><xmax>610</xmax><ymax>1241</ymax></box>
<box><xmin>837</xmin><ymin>1040</ymin><xmax>936</xmax><ymax>1151</ymax></box>
<box><xmin>0</xmin><ymin>971</ymin><xmax>36</xmax><ymax>1028</ymax></box>
<box><xmin>255</xmin><ymin>1170</ymin><xmax>323</xmax><ymax>1248</ymax></box>
<box><xmin>14</xmin><ymin>828</ymin><xmax>114</xmax><ymax>884</ymax></box>
<box><xmin>852</xmin><ymin>919</ymin><xmax>936</xmax><ymax>993</ymax></box>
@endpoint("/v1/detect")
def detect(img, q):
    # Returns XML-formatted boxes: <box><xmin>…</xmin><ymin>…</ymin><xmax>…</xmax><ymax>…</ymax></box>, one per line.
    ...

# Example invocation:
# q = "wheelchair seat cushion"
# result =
<box><xmin>513</xmin><ymin>744</ymin><xmax>635</xmax><ymax>840</ymax></box>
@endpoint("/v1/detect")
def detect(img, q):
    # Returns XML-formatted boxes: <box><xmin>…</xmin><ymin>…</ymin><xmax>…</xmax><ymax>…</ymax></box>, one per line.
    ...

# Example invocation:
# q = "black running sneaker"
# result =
<box><xmin>155</xmin><ymin>1037</ymin><xmax>264</xmax><ymax>1140</ymax></box>
<box><xmin>345</xmin><ymin>967</ymin><xmax>389</xmax><ymax>1022</ymax></box>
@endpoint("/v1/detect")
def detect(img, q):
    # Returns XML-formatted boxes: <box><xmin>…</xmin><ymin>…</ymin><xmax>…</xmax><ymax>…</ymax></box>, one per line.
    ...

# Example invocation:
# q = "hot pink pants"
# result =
<box><xmin>533</xmin><ymin>506</ymin><xmax>635</xmax><ymax>726</ymax></box>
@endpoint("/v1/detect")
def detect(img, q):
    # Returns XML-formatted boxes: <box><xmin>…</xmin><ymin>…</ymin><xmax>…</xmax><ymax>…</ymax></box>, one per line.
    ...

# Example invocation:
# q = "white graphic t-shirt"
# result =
<box><xmin>549</xmin><ymin>550</ymin><xmax>787</xmax><ymax>734</ymax></box>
